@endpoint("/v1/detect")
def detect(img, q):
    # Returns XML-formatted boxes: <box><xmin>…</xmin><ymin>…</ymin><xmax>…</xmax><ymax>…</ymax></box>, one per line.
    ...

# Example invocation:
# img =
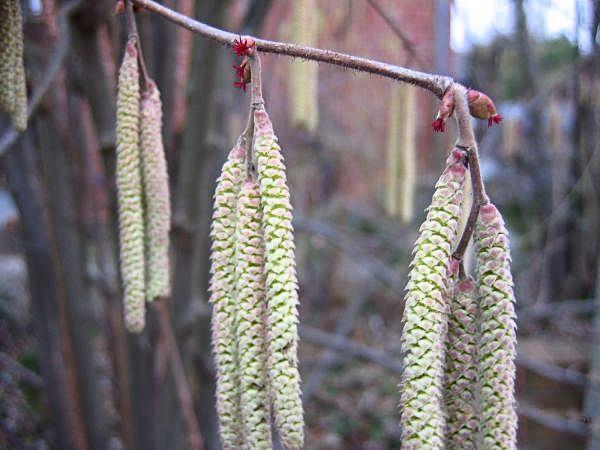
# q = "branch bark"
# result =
<box><xmin>129</xmin><ymin>0</ymin><xmax>452</xmax><ymax>97</ymax></box>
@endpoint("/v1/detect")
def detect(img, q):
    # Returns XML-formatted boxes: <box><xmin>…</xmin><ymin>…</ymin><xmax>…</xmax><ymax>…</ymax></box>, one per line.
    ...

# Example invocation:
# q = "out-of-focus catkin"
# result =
<box><xmin>116</xmin><ymin>39</ymin><xmax>145</xmax><ymax>333</ymax></box>
<box><xmin>254</xmin><ymin>109</ymin><xmax>304</xmax><ymax>449</ymax></box>
<box><xmin>140</xmin><ymin>80</ymin><xmax>171</xmax><ymax>302</ymax></box>
<box><xmin>386</xmin><ymin>84</ymin><xmax>416</xmax><ymax>222</ymax></box>
<box><xmin>289</xmin><ymin>0</ymin><xmax>319</xmax><ymax>134</ymax></box>
<box><xmin>209</xmin><ymin>145</ymin><xmax>245</xmax><ymax>449</ymax></box>
<box><xmin>399</xmin><ymin>148</ymin><xmax>467</xmax><ymax>450</ymax></box>
<box><xmin>474</xmin><ymin>203</ymin><xmax>518</xmax><ymax>450</ymax></box>
<box><xmin>235</xmin><ymin>180</ymin><xmax>273</xmax><ymax>450</ymax></box>
<box><xmin>444</xmin><ymin>277</ymin><xmax>479</xmax><ymax>450</ymax></box>
<box><xmin>0</xmin><ymin>0</ymin><xmax>27</xmax><ymax>131</ymax></box>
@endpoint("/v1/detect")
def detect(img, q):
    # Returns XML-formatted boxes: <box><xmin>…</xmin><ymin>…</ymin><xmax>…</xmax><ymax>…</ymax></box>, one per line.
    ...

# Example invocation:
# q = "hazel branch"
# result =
<box><xmin>451</xmin><ymin>84</ymin><xmax>490</xmax><ymax>274</ymax></box>
<box><xmin>124</xmin><ymin>0</ymin><xmax>150</xmax><ymax>89</ymax></box>
<box><xmin>129</xmin><ymin>0</ymin><xmax>452</xmax><ymax>97</ymax></box>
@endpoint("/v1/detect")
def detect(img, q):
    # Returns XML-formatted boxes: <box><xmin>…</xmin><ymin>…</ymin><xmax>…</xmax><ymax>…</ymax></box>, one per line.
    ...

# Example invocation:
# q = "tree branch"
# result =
<box><xmin>124</xmin><ymin>0</ymin><xmax>150</xmax><ymax>88</ymax></box>
<box><xmin>451</xmin><ymin>85</ymin><xmax>490</xmax><ymax>273</ymax></box>
<box><xmin>129</xmin><ymin>0</ymin><xmax>452</xmax><ymax>97</ymax></box>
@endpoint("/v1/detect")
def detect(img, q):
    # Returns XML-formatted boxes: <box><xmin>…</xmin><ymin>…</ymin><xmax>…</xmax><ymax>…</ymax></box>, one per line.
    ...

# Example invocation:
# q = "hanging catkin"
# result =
<box><xmin>116</xmin><ymin>38</ymin><xmax>146</xmax><ymax>333</ymax></box>
<box><xmin>399</xmin><ymin>148</ymin><xmax>467</xmax><ymax>450</ymax></box>
<box><xmin>254</xmin><ymin>109</ymin><xmax>304</xmax><ymax>449</ymax></box>
<box><xmin>209</xmin><ymin>145</ymin><xmax>245</xmax><ymax>449</ymax></box>
<box><xmin>289</xmin><ymin>0</ymin><xmax>318</xmax><ymax>133</ymax></box>
<box><xmin>0</xmin><ymin>0</ymin><xmax>27</xmax><ymax>131</ymax></box>
<box><xmin>444</xmin><ymin>277</ymin><xmax>478</xmax><ymax>450</ymax></box>
<box><xmin>386</xmin><ymin>84</ymin><xmax>416</xmax><ymax>222</ymax></box>
<box><xmin>235</xmin><ymin>180</ymin><xmax>273</xmax><ymax>450</ymax></box>
<box><xmin>140</xmin><ymin>80</ymin><xmax>171</xmax><ymax>302</ymax></box>
<box><xmin>474</xmin><ymin>203</ymin><xmax>518</xmax><ymax>450</ymax></box>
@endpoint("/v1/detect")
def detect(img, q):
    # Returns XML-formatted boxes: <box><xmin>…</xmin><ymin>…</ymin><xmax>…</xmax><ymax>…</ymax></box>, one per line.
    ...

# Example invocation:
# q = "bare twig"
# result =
<box><xmin>128</xmin><ymin>0</ymin><xmax>452</xmax><ymax>97</ymax></box>
<box><xmin>517</xmin><ymin>403</ymin><xmax>590</xmax><ymax>437</ymax></box>
<box><xmin>124</xmin><ymin>0</ymin><xmax>150</xmax><ymax>88</ymax></box>
<box><xmin>451</xmin><ymin>85</ymin><xmax>490</xmax><ymax>274</ymax></box>
<box><xmin>517</xmin><ymin>353</ymin><xmax>587</xmax><ymax>388</ymax></box>
<box><xmin>299</xmin><ymin>325</ymin><xmax>404</xmax><ymax>374</ymax></box>
<box><xmin>153</xmin><ymin>300</ymin><xmax>204</xmax><ymax>450</ymax></box>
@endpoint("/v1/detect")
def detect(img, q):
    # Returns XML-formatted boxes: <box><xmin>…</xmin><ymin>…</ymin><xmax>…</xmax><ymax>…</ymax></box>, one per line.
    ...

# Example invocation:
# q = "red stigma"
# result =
<box><xmin>488</xmin><ymin>114</ymin><xmax>503</xmax><ymax>127</ymax></box>
<box><xmin>232</xmin><ymin>37</ymin><xmax>254</xmax><ymax>57</ymax></box>
<box><xmin>432</xmin><ymin>118</ymin><xmax>445</xmax><ymax>133</ymax></box>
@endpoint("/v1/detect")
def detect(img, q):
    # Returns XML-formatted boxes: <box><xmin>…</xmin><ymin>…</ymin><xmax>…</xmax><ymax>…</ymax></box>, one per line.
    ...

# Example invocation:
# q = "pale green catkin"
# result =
<box><xmin>116</xmin><ymin>39</ymin><xmax>145</xmax><ymax>333</ymax></box>
<box><xmin>140</xmin><ymin>80</ymin><xmax>171</xmax><ymax>302</ymax></box>
<box><xmin>474</xmin><ymin>203</ymin><xmax>518</xmax><ymax>450</ymax></box>
<box><xmin>399</xmin><ymin>148</ymin><xmax>467</xmax><ymax>450</ymax></box>
<box><xmin>209</xmin><ymin>145</ymin><xmax>245</xmax><ymax>449</ymax></box>
<box><xmin>444</xmin><ymin>277</ymin><xmax>478</xmax><ymax>450</ymax></box>
<box><xmin>235</xmin><ymin>180</ymin><xmax>273</xmax><ymax>450</ymax></box>
<box><xmin>289</xmin><ymin>0</ymin><xmax>318</xmax><ymax>133</ymax></box>
<box><xmin>254</xmin><ymin>109</ymin><xmax>304</xmax><ymax>449</ymax></box>
<box><xmin>0</xmin><ymin>0</ymin><xmax>27</xmax><ymax>131</ymax></box>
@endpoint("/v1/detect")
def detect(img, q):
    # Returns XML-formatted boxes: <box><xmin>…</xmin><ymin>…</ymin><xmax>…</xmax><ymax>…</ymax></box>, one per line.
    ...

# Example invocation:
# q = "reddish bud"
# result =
<box><xmin>232</xmin><ymin>36</ymin><xmax>256</xmax><ymax>57</ymax></box>
<box><xmin>467</xmin><ymin>89</ymin><xmax>502</xmax><ymax>127</ymax></box>
<box><xmin>432</xmin><ymin>89</ymin><xmax>455</xmax><ymax>133</ymax></box>
<box><xmin>114</xmin><ymin>0</ymin><xmax>125</xmax><ymax>15</ymax></box>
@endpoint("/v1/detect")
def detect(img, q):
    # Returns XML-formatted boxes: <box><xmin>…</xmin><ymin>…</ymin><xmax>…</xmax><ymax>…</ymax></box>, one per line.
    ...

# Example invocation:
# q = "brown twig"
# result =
<box><xmin>124</xmin><ymin>0</ymin><xmax>150</xmax><ymax>88</ymax></box>
<box><xmin>128</xmin><ymin>0</ymin><xmax>452</xmax><ymax>97</ymax></box>
<box><xmin>451</xmin><ymin>85</ymin><xmax>490</xmax><ymax>275</ymax></box>
<box><xmin>153</xmin><ymin>300</ymin><xmax>204</xmax><ymax>450</ymax></box>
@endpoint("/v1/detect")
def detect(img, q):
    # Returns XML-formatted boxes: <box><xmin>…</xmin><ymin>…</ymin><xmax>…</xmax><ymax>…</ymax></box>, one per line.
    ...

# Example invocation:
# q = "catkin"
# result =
<box><xmin>289</xmin><ymin>0</ymin><xmax>319</xmax><ymax>133</ymax></box>
<box><xmin>399</xmin><ymin>148</ymin><xmax>467</xmax><ymax>450</ymax></box>
<box><xmin>444</xmin><ymin>277</ymin><xmax>478</xmax><ymax>450</ymax></box>
<box><xmin>386</xmin><ymin>84</ymin><xmax>416</xmax><ymax>221</ymax></box>
<box><xmin>254</xmin><ymin>109</ymin><xmax>304</xmax><ymax>449</ymax></box>
<box><xmin>474</xmin><ymin>203</ymin><xmax>518</xmax><ymax>450</ymax></box>
<box><xmin>0</xmin><ymin>0</ymin><xmax>27</xmax><ymax>131</ymax></box>
<box><xmin>209</xmin><ymin>145</ymin><xmax>245</xmax><ymax>449</ymax></box>
<box><xmin>235</xmin><ymin>180</ymin><xmax>273</xmax><ymax>450</ymax></box>
<box><xmin>116</xmin><ymin>39</ymin><xmax>145</xmax><ymax>333</ymax></box>
<box><xmin>140</xmin><ymin>80</ymin><xmax>171</xmax><ymax>302</ymax></box>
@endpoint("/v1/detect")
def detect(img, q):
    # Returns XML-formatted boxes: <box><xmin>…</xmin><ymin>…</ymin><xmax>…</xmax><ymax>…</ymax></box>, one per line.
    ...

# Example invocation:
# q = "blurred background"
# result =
<box><xmin>0</xmin><ymin>0</ymin><xmax>599</xmax><ymax>449</ymax></box>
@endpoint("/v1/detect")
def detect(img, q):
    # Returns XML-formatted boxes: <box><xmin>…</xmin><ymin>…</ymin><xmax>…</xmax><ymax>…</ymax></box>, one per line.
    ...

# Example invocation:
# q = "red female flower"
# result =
<box><xmin>432</xmin><ymin>89</ymin><xmax>455</xmax><ymax>133</ymax></box>
<box><xmin>233</xmin><ymin>59</ymin><xmax>251</xmax><ymax>91</ymax></box>
<box><xmin>232</xmin><ymin>36</ymin><xmax>255</xmax><ymax>57</ymax></box>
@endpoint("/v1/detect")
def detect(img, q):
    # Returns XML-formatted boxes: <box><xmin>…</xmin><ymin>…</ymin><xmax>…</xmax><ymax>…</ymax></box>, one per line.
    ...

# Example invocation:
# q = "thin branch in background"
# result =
<box><xmin>153</xmin><ymin>300</ymin><xmax>204</xmax><ymax>450</ymax></box>
<box><xmin>364</xmin><ymin>0</ymin><xmax>423</xmax><ymax>67</ymax></box>
<box><xmin>129</xmin><ymin>0</ymin><xmax>453</xmax><ymax>97</ymax></box>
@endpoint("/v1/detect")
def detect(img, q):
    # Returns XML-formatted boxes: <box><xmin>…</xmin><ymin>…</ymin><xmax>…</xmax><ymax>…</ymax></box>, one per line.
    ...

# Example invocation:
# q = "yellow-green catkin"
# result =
<box><xmin>0</xmin><ymin>0</ymin><xmax>27</xmax><ymax>131</ymax></box>
<box><xmin>254</xmin><ymin>109</ymin><xmax>304</xmax><ymax>449</ymax></box>
<box><xmin>289</xmin><ymin>0</ymin><xmax>318</xmax><ymax>134</ymax></box>
<box><xmin>140</xmin><ymin>80</ymin><xmax>171</xmax><ymax>302</ymax></box>
<box><xmin>209</xmin><ymin>144</ymin><xmax>245</xmax><ymax>449</ymax></box>
<box><xmin>474</xmin><ymin>203</ymin><xmax>518</xmax><ymax>450</ymax></box>
<box><xmin>399</xmin><ymin>148</ymin><xmax>467</xmax><ymax>450</ymax></box>
<box><xmin>235</xmin><ymin>180</ymin><xmax>273</xmax><ymax>450</ymax></box>
<box><xmin>386</xmin><ymin>84</ymin><xmax>416</xmax><ymax>222</ymax></box>
<box><xmin>444</xmin><ymin>277</ymin><xmax>478</xmax><ymax>450</ymax></box>
<box><xmin>116</xmin><ymin>39</ymin><xmax>145</xmax><ymax>333</ymax></box>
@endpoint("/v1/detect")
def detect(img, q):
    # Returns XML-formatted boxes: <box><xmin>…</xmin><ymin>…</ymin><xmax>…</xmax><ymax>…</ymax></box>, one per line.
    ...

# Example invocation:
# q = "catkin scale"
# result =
<box><xmin>116</xmin><ymin>40</ymin><xmax>146</xmax><ymax>333</ymax></box>
<box><xmin>474</xmin><ymin>203</ymin><xmax>518</xmax><ymax>450</ymax></box>
<box><xmin>254</xmin><ymin>109</ymin><xmax>304</xmax><ymax>449</ymax></box>
<box><xmin>444</xmin><ymin>278</ymin><xmax>478</xmax><ymax>450</ymax></box>
<box><xmin>140</xmin><ymin>80</ymin><xmax>171</xmax><ymax>302</ymax></box>
<box><xmin>235</xmin><ymin>181</ymin><xmax>273</xmax><ymax>450</ymax></box>
<box><xmin>209</xmin><ymin>145</ymin><xmax>245</xmax><ymax>449</ymax></box>
<box><xmin>0</xmin><ymin>0</ymin><xmax>27</xmax><ymax>131</ymax></box>
<box><xmin>399</xmin><ymin>148</ymin><xmax>467</xmax><ymax>450</ymax></box>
